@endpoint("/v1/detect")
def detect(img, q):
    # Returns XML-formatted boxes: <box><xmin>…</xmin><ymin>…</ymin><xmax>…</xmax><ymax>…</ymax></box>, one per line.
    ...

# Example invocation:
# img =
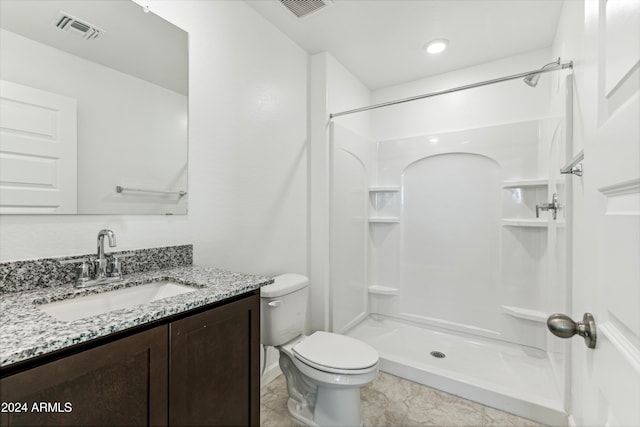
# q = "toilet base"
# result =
<box><xmin>286</xmin><ymin>386</ymin><xmax>363</xmax><ymax>427</ymax></box>
<box><xmin>277</xmin><ymin>336</ymin><xmax>377</xmax><ymax>427</ymax></box>
<box><xmin>287</xmin><ymin>398</ymin><xmax>318</xmax><ymax>427</ymax></box>
<box><xmin>314</xmin><ymin>386</ymin><xmax>363</xmax><ymax>426</ymax></box>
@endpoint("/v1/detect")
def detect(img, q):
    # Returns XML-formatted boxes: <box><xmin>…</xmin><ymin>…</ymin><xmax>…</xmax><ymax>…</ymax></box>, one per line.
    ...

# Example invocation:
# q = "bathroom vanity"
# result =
<box><xmin>0</xmin><ymin>251</ymin><xmax>270</xmax><ymax>427</ymax></box>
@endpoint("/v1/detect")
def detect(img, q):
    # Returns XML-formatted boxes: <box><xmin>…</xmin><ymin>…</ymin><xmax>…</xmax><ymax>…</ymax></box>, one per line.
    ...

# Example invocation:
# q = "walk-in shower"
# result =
<box><xmin>328</xmin><ymin>60</ymin><xmax>573</xmax><ymax>426</ymax></box>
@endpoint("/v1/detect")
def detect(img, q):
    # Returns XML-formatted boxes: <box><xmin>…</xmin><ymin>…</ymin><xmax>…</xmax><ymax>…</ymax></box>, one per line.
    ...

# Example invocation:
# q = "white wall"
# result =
<box><xmin>0</xmin><ymin>1</ymin><xmax>308</xmax><ymax>279</ymax></box>
<box><xmin>371</xmin><ymin>48</ymin><xmax>554</xmax><ymax>141</ymax></box>
<box><xmin>308</xmin><ymin>52</ymin><xmax>371</xmax><ymax>332</ymax></box>
<box><xmin>330</xmin><ymin>123</ymin><xmax>373</xmax><ymax>333</ymax></box>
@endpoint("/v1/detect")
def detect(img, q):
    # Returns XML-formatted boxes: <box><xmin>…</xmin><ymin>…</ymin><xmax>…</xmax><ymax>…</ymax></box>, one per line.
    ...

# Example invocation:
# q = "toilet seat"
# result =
<box><xmin>293</xmin><ymin>331</ymin><xmax>379</xmax><ymax>375</ymax></box>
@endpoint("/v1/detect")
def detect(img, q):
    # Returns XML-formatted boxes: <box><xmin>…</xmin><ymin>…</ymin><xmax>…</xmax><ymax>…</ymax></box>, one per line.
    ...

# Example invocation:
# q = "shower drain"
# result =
<box><xmin>430</xmin><ymin>351</ymin><xmax>446</xmax><ymax>359</ymax></box>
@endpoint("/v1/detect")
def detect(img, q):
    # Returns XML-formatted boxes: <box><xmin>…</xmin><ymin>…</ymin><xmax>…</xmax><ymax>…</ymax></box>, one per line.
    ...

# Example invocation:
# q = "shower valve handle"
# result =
<box><xmin>547</xmin><ymin>313</ymin><xmax>597</xmax><ymax>349</ymax></box>
<box><xmin>536</xmin><ymin>193</ymin><xmax>559</xmax><ymax>220</ymax></box>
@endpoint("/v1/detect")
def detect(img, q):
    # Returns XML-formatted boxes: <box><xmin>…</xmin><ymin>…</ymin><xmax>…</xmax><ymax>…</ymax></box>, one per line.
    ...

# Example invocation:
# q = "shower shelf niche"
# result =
<box><xmin>501</xmin><ymin>178</ymin><xmax>566</xmax><ymax>227</ymax></box>
<box><xmin>368</xmin><ymin>217</ymin><xmax>400</xmax><ymax>223</ymax></box>
<box><xmin>368</xmin><ymin>285</ymin><xmax>400</xmax><ymax>295</ymax></box>
<box><xmin>502</xmin><ymin>219</ymin><xmax>565</xmax><ymax>227</ymax></box>
<box><xmin>502</xmin><ymin>219</ymin><xmax>548</xmax><ymax>228</ymax></box>
<box><xmin>369</xmin><ymin>185</ymin><xmax>401</xmax><ymax>225</ymax></box>
<box><xmin>369</xmin><ymin>186</ymin><xmax>401</xmax><ymax>192</ymax></box>
<box><xmin>502</xmin><ymin>179</ymin><xmax>548</xmax><ymax>188</ymax></box>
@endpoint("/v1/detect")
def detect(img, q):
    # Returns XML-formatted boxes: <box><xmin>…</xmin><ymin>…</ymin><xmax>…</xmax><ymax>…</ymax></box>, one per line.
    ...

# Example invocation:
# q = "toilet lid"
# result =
<box><xmin>293</xmin><ymin>331</ymin><xmax>378</xmax><ymax>372</ymax></box>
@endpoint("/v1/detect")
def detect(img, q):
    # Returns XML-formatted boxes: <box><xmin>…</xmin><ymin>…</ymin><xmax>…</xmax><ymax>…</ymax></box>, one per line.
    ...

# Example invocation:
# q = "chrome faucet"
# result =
<box><xmin>96</xmin><ymin>229</ymin><xmax>117</xmax><ymax>278</ymax></box>
<box><xmin>60</xmin><ymin>229</ymin><xmax>128</xmax><ymax>288</ymax></box>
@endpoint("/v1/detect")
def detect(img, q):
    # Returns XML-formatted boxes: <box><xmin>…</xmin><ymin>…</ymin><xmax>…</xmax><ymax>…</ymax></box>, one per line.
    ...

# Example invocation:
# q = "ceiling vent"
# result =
<box><xmin>52</xmin><ymin>11</ymin><xmax>103</xmax><ymax>40</ymax></box>
<box><xmin>280</xmin><ymin>0</ymin><xmax>334</xmax><ymax>19</ymax></box>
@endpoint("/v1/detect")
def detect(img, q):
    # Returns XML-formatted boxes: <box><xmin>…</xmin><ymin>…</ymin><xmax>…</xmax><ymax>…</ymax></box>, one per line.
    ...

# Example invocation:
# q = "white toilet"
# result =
<box><xmin>261</xmin><ymin>273</ymin><xmax>379</xmax><ymax>427</ymax></box>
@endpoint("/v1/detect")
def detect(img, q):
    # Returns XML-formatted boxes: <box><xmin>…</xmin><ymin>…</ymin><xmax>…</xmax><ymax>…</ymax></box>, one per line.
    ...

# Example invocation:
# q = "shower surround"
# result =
<box><xmin>330</xmin><ymin>118</ymin><xmax>568</xmax><ymax>425</ymax></box>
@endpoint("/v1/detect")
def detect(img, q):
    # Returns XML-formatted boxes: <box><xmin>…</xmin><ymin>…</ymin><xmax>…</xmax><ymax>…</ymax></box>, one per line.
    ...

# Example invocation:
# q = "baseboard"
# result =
<box><xmin>261</xmin><ymin>362</ymin><xmax>282</xmax><ymax>387</ymax></box>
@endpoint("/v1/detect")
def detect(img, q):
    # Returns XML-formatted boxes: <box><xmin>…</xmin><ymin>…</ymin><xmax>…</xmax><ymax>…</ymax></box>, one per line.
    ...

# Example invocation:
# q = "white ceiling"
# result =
<box><xmin>0</xmin><ymin>0</ymin><xmax>187</xmax><ymax>95</ymax></box>
<box><xmin>246</xmin><ymin>0</ymin><xmax>564</xmax><ymax>90</ymax></box>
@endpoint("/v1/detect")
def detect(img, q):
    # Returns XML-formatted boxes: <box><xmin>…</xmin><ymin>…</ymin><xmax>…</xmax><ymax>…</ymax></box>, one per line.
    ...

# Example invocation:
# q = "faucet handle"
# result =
<box><xmin>59</xmin><ymin>257</ymin><xmax>96</xmax><ymax>284</ymax></box>
<box><xmin>60</xmin><ymin>257</ymin><xmax>94</xmax><ymax>283</ymax></box>
<box><xmin>77</xmin><ymin>260</ymin><xmax>94</xmax><ymax>283</ymax></box>
<box><xmin>109</xmin><ymin>253</ymin><xmax>132</xmax><ymax>277</ymax></box>
<box><xmin>109</xmin><ymin>257</ymin><xmax>123</xmax><ymax>278</ymax></box>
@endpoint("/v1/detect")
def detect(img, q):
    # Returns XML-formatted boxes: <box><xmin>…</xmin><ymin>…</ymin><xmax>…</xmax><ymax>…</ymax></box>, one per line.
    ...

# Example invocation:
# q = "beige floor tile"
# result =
<box><xmin>260</xmin><ymin>404</ymin><xmax>302</xmax><ymax>427</ymax></box>
<box><xmin>260</xmin><ymin>372</ymin><xmax>548</xmax><ymax>427</ymax></box>
<box><xmin>404</xmin><ymin>385</ymin><xmax>485</xmax><ymax>427</ymax></box>
<box><xmin>368</xmin><ymin>371</ymin><xmax>422</xmax><ymax>404</ymax></box>
<box><xmin>482</xmin><ymin>406</ymin><xmax>545</xmax><ymax>427</ymax></box>
<box><xmin>361</xmin><ymin>385</ymin><xmax>409</xmax><ymax>426</ymax></box>
<box><xmin>261</xmin><ymin>374</ymin><xmax>290</xmax><ymax>412</ymax></box>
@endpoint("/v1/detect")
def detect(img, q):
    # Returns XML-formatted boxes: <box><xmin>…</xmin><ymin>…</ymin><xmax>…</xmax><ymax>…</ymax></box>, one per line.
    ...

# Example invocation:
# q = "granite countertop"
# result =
<box><xmin>0</xmin><ymin>265</ymin><xmax>273</xmax><ymax>368</ymax></box>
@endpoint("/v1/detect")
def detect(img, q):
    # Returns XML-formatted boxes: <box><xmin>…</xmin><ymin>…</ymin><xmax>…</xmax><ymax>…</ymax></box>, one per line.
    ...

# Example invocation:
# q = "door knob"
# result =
<box><xmin>547</xmin><ymin>313</ymin><xmax>597</xmax><ymax>349</ymax></box>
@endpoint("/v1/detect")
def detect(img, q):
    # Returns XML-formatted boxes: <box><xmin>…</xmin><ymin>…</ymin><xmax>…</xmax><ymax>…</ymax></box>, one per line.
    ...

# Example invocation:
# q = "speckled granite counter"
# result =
<box><xmin>0</xmin><ymin>265</ymin><xmax>273</xmax><ymax>368</ymax></box>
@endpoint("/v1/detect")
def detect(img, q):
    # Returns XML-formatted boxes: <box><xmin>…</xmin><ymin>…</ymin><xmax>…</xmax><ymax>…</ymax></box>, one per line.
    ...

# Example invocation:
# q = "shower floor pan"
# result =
<box><xmin>346</xmin><ymin>315</ymin><xmax>567</xmax><ymax>426</ymax></box>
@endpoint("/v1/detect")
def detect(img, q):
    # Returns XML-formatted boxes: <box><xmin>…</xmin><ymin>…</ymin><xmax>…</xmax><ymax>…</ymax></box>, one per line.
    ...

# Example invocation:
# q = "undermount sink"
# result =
<box><xmin>37</xmin><ymin>280</ymin><xmax>197</xmax><ymax>322</ymax></box>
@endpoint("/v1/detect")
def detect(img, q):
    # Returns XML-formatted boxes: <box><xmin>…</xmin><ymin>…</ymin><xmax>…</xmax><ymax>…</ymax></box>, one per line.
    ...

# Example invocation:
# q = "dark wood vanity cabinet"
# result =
<box><xmin>0</xmin><ymin>292</ymin><xmax>260</xmax><ymax>427</ymax></box>
<box><xmin>0</xmin><ymin>325</ymin><xmax>168</xmax><ymax>426</ymax></box>
<box><xmin>170</xmin><ymin>293</ymin><xmax>260</xmax><ymax>426</ymax></box>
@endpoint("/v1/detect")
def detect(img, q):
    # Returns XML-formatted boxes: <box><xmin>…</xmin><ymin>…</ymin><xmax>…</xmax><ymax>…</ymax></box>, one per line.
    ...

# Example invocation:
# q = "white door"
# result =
<box><xmin>0</xmin><ymin>80</ymin><xmax>77</xmax><ymax>213</ymax></box>
<box><xmin>573</xmin><ymin>0</ymin><xmax>639</xmax><ymax>426</ymax></box>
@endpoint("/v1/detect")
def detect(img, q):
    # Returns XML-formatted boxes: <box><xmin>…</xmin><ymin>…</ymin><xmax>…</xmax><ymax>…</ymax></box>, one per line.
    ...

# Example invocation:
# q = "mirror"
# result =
<box><xmin>0</xmin><ymin>0</ymin><xmax>188</xmax><ymax>214</ymax></box>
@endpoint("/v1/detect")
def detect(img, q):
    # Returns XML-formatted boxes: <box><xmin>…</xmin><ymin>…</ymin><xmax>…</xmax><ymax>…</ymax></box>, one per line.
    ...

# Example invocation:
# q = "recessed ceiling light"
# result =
<box><xmin>424</xmin><ymin>39</ymin><xmax>449</xmax><ymax>55</ymax></box>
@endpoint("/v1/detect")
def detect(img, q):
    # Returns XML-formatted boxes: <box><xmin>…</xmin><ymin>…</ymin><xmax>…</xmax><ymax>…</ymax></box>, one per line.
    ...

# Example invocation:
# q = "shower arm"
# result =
<box><xmin>329</xmin><ymin>60</ymin><xmax>573</xmax><ymax>119</ymax></box>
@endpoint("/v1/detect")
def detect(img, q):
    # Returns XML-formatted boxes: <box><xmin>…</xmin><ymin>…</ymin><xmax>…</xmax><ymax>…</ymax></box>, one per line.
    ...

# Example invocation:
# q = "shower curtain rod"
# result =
<box><xmin>329</xmin><ymin>60</ymin><xmax>573</xmax><ymax>119</ymax></box>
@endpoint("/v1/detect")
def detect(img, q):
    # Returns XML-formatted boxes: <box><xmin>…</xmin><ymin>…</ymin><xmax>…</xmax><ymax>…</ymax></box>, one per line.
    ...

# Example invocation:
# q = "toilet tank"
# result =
<box><xmin>260</xmin><ymin>273</ymin><xmax>309</xmax><ymax>347</ymax></box>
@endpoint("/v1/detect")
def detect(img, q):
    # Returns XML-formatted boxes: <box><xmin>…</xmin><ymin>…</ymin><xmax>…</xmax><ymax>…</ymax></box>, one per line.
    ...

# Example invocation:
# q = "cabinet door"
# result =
<box><xmin>170</xmin><ymin>294</ymin><xmax>260</xmax><ymax>427</ymax></box>
<box><xmin>0</xmin><ymin>325</ymin><xmax>168</xmax><ymax>426</ymax></box>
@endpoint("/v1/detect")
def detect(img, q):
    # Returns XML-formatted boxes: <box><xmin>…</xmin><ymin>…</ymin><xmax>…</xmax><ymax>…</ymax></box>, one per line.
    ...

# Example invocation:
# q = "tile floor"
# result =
<box><xmin>261</xmin><ymin>372</ymin><xmax>547</xmax><ymax>427</ymax></box>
